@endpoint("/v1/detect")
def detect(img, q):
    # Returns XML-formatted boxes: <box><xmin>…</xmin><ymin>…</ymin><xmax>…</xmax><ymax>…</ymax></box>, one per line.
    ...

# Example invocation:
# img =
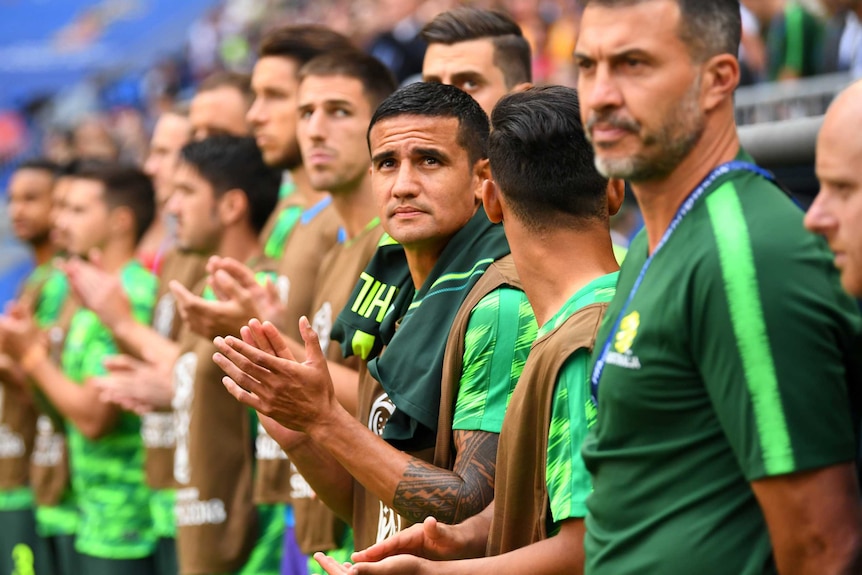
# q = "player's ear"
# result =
<box><xmin>482</xmin><ymin>179</ymin><xmax>503</xmax><ymax>224</ymax></box>
<box><xmin>607</xmin><ymin>179</ymin><xmax>625</xmax><ymax>217</ymax></box>
<box><xmin>472</xmin><ymin>158</ymin><xmax>491</xmax><ymax>203</ymax></box>
<box><xmin>219</xmin><ymin>188</ymin><xmax>248</xmax><ymax>226</ymax></box>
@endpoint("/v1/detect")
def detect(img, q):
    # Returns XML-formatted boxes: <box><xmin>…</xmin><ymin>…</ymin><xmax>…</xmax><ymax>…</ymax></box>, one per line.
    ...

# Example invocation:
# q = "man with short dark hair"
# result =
<box><xmin>213</xmin><ymin>83</ymin><xmax>534</xmax><ymax>556</ymax></box>
<box><xmin>575</xmin><ymin>1</ymin><xmax>862</xmax><ymax>574</ymax></box>
<box><xmin>0</xmin><ymin>159</ymin><xmax>64</xmax><ymax>575</ymax></box>
<box><xmin>421</xmin><ymin>7</ymin><xmax>532</xmax><ymax>115</ymax></box>
<box><xmin>171</xmin><ymin>25</ymin><xmax>355</xmax><ymax>345</ymax></box>
<box><xmin>1</xmin><ymin>164</ymin><xmax>159</xmax><ymax>574</ymax></box>
<box><xmin>321</xmin><ymin>86</ymin><xmax>622</xmax><ymax>575</ymax></box>
<box><xmin>165</xmin><ymin>135</ymin><xmax>281</xmax><ymax>575</ymax></box>
<box><xmin>189</xmin><ymin>71</ymin><xmax>254</xmax><ymax>141</ymax></box>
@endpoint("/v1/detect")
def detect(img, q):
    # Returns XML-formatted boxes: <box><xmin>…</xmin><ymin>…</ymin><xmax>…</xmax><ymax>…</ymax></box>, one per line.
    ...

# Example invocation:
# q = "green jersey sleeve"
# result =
<box><xmin>452</xmin><ymin>287</ymin><xmax>537</xmax><ymax>433</ymax></box>
<box><xmin>694</xmin><ymin>181</ymin><xmax>859</xmax><ymax>480</ymax></box>
<box><xmin>547</xmin><ymin>350</ymin><xmax>592</xmax><ymax>525</ymax></box>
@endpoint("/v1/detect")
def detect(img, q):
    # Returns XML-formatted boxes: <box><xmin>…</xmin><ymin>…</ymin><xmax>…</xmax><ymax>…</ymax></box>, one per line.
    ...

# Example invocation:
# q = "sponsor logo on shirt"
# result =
<box><xmin>312</xmin><ymin>302</ymin><xmax>333</xmax><ymax>356</ymax></box>
<box><xmin>142</xmin><ymin>412</ymin><xmax>176</xmax><ymax>449</ymax></box>
<box><xmin>153</xmin><ymin>293</ymin><xmax>176</xmax><ymax>338</ymax></box>
<box><xmin>31</xmin><ymin>416</ymin><xmax>63</xmax><ymax>467</ymax></box>
<box><xmin>255</xmin><ymin>422</ymin><xmax>288</xmax><ymax>461</ymax></box>
<box><xmin>376</xmin><ymin>501</ymin><xmax>403</xmax><ymax>544</ymax></box>
<box><xmin>289</xmin><ymin>462</ymin><xmax>315</xmax><ymax>500</ymax></box>
<box><xmin>0</xmin><ymin>426</ymin><xmax>25</xmax><ymax>459</ymax></box>
<box><xmin>367</xmin><ymin>392</ymin><xmax>402</xmax><ymax>541</ymax></box>
<box><xmin>175</xmin><ymin>487</ymin><xmax>226</xmax><ymax>526</ymax></box>
<box><xmin>607</xmin><ymin>311</ymin><xmax>642</xmax><ymax>370</ymax></box>
<box><xmin>368</xmin><ymin>393</ymin><xmax>395</xmax><ymax>437</ymax></box>
<box><xmin>0</xmin><ymin>387</ymin><xmax>19</xmax><ymax>459</ymax></box>
<box><xmin>276</xmin><ymin>275</ymin><xmax>291</xmax><ymax>306</ymax></box>
<box><xmin>172</xmin><ymin>352</ymin><xmax>197</xmax><ymax>485</ymax></box>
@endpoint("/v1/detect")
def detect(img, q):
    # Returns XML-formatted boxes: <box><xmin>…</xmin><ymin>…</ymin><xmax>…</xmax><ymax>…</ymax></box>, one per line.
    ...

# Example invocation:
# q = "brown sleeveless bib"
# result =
<box><xmin>487</xmin><ymin>302</ymin><xmax>608</xmax><ymax>555</ymax></box>
<box><xmin>0</xmin><ymin>271</ymin><xmax>46</xmax><ymax>491</ymax></box>
<box><xmin>253</xmin><ymin>203</ymin><xmax>342</xmax><ymax>511</ymax></box>
<box><xmin>143</xmin><ymin>249</ymin><xmax>206</xmax><ymax>492</ymax></box>
<box><xmin>288</xmin><ymin>225</ymin><xmax>383</xmax><ymax>555</ymax></box>
<box><xmin>433</xmin><ymin>255</ymin><xmax>521</xmax><ymax>470</ymax></box>
<box><xmin>173</xmin><ymin>277</ymin><xmax>258</xmax><ymax>574</ymax></box>
<box><xmin>0</xmin><ymin>266</ymin><xmax>69</xmax><ymax>491</ymax></box>
<box><xmin>352</xmin><ymin>364</ymin><xmax>406</xmax><ymax>553</ymax></box>
<box><xmin>352</xmin><ymin>256</ymin><xmax>517</xmax><ymax>551</ymax></box>
<box><xmin>29</xmin><ymin>294</ymin><xmax>79</xmax><ymax>506</ymax></box>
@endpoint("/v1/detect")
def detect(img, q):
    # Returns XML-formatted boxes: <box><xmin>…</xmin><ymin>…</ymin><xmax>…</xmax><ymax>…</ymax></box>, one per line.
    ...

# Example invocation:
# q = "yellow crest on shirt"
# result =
<box><xmin>614</xmin><ymin>311</ymin><xmax>640</xmax><ymax>354</ymax></box>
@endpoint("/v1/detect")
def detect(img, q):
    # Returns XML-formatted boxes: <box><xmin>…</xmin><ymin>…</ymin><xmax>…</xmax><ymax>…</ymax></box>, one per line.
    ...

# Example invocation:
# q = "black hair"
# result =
<box><xmin>74</xmin><ymin>163</ymin><xmax>156</xmax><ymax>244</ymax></box>
<box><xmin>258</xmin><ymin>25</ymin><xmax>355</xmax><ymax>68</ymax></box>
<box><xmin>300</xmin><ymin>50</ymin><xmax>398</xmax><ymax>111</ymax></box>
<box><xmin>489</xmin><ymin>86</ymin><xmax>609</xmax><ymax>231</ymax></box>
<box><xmin>368</xmin><ymin>82</ymin><xmax>489</xmax><ymax>165</ymax></box>
<box><xmin>421</xmin><ymin>8</ymin><xmax>532</xmax><ymax>86</ymax></box>
<box><xmin>16</xmin><ymin>158</ymin><xmax>62</xmax><ymax>178</ymax></box>
<box><xmin>179</xmin><ymin>135</ymin><xmax>280</xmax><ymax>234</ymax></box>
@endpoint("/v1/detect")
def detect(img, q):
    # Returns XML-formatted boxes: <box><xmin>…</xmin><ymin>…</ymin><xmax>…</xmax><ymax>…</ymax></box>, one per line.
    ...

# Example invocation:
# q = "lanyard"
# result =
<box><xmin>589</xmin><ymin>160</ymin><xmax>775</xmax><ymax>407</ymax></box>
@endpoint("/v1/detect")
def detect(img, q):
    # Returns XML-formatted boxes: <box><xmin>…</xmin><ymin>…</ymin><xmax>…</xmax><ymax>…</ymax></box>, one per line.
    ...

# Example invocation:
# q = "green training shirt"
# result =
<box><xmin>62</xmin><ymin>260</ymin><xmax>157</xmax><ymax>559</ymax></box>
<box><xmin>545</xmin><ymin>273</ymin><xmax>617</xmax><ymax>529</ymax></box>
<box><xmin>582</xmin><ymin>165</ymin><xmax>860</xmax><ymax>575</ymax></box>
<box><xmin>452</xmin><ymin>287</ymin><xmax>537</xmax><ymax>432</ymax></box>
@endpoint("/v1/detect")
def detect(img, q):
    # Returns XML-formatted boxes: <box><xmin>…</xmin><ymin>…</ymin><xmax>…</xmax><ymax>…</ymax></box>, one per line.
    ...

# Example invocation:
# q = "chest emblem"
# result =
<box><xmin>614</xmin><ymin>311</ymin><xmax>640</xmax><ymax>354</ymax></box>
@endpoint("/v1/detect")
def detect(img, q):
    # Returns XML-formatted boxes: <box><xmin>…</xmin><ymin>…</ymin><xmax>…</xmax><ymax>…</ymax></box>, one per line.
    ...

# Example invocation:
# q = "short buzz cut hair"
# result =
<box><xmin>421</xmin><ymin>8</ymin><xmax>532</xmax><ymax>87</ymax></box>
<box><xmin>258</xmin><ymin>25</ymin><xmax>355</xmax><ymax>71</ymax></box>
<box><xmin>74</xmin><ymin>163</ymin><xmax>156</xmax><ymax>244</ymax></box>
<box><xmin>488</xmin><ymin>86</ymin><xmax>609</xmax><ymax>232</ymax></box>
<box><xmin>299</xmin><ymin>50</ymin><xmax>398</xmax><ymax>111</ymax></box>
<box><xmin>179</xmin><ymin>135</ymin><xmax>280</xmax><ymax>234</ymax></box>
<box><xmin>583</xmin><ymin>0</ymin><xmax>742</xmax><ymax>61</ymax></box>
<box><xmin>197</xmin><ymin>71</ymin><xmax>254</xmax><ymax>103</ymax></box>
<box><xmin>368</xmin><ymin>82</ymin><xmax>490</xmax><ymax>166</ymax></box>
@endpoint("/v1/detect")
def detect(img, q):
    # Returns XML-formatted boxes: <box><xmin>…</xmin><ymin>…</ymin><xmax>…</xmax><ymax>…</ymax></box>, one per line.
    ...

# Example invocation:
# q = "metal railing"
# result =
<box><xmin>735</xmin><ymin>72</ymin><xmax>853</xmax><ymax>125</ymax></box>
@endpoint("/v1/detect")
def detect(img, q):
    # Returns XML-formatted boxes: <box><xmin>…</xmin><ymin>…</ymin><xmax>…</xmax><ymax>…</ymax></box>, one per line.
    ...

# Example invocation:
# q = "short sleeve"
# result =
<box><xmin>547</xmin><ymin>350</ymin><xmax>592</xmax><ymax>524</ymax></box>
<box><xmin>694</xmin><ymin>182</ymin><xmax>858</xmax><ymax>480</ymax></box>
<box><xmin>452</xmin><ymin>287</ymin><xmax>536</xmax><ymax>433</ymax></box>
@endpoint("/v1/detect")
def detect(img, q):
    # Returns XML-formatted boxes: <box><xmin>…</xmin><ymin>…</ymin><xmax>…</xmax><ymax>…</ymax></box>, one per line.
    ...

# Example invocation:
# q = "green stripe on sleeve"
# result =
<box><xmin>705</xmin><ymin>182</ymin><xmax>795</xmax><ymax>475</ymax></box>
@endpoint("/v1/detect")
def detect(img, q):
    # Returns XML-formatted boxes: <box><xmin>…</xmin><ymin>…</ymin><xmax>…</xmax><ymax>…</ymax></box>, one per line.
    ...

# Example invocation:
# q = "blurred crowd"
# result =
<box><xmin>2</xmin><ymin>0</ymin><xmax>860</xmax><ymax>176</ymax></box>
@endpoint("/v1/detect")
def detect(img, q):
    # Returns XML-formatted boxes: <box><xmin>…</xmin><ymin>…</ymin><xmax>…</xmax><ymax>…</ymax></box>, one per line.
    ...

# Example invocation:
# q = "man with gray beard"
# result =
<box><xmin>575</xmin><ymin>1</ymin><xmax>862</xmax><ymax>574</ymax></box>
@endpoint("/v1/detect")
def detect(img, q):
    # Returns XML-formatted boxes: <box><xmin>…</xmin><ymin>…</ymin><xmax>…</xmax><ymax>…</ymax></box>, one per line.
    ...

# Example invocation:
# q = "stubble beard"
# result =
<box><xmin>271</xmin><ymin>140</ymin><xmax>303</xmax><ymax>171</ymax></box>
<box><xmin>591</xmin><ymin>80</ymin><xmax>705</xmax><ymax>182</ymax></box>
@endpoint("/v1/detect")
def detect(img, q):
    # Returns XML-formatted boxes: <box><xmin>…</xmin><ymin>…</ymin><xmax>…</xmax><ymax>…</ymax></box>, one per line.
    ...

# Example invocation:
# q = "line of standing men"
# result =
<box><xmin>2</xmin><ymin>1</ymin><xmax>862</xmax><ymax>574</ymax></box>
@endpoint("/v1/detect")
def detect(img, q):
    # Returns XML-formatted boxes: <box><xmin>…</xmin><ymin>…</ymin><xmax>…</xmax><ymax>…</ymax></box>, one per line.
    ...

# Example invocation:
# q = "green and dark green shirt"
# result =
<box><xmin>63</xmin><ymin>260</ymin><xmax>157</xmax><ymax>559</ymax></box>
<box><xmin>546</xmin><ymin>274</ymin><xmax>617</xmax><ymax>528</ymax></box>
<box><xmin>452</xmin><ymin>287</ymin><xmax>537</xmax><ymax>433</ymax></box>
<box><xmin>583</xmin><ymin>166</ymin><xmax>860</xmax><ymax>575</ymax></box>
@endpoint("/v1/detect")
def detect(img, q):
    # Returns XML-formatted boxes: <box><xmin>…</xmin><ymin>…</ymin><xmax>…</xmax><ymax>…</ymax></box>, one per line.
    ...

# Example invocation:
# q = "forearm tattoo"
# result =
<box><xmin>392</xmin><ymin>430</ymin><xmax>499</xmax><ymax>524</ymax></box>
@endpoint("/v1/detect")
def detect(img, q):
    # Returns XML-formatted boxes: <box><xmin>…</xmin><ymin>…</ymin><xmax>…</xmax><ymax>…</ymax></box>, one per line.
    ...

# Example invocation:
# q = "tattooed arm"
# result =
<box><xmin>393</xmin><ymin>430</ymin><xmax>498</xmax><ymax>524</ymax></box>
<box><xmin>215</xmin><ymin>318</ymin><xmax>502</xmax><ymax>526</ymax></box>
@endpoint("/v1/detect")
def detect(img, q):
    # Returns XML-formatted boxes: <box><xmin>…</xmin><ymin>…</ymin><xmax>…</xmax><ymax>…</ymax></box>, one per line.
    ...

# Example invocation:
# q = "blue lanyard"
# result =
<box><xmin>589</xmin><ymin>160</ymin><xmax>776</xmax><ymax>407</ymax></box>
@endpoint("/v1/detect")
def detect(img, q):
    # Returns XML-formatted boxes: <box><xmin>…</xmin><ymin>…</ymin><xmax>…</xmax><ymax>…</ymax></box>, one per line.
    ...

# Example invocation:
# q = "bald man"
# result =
<box><xmin>805</xmin><ymin>80</ymin><xmax>862</xmax><ymax>298</ymax></box>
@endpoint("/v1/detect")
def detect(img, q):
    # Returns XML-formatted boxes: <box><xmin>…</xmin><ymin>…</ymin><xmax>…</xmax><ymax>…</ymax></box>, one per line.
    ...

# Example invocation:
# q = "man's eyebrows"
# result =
<box><xmin>370</xmin><ymin>147</ymin><xmax>449</xmax><ymax>164</ymax></box>
<box><xmin>371</xmin><ymin>150</ymin><xmax>395</xmax><ymax>164</ymax></box>
<box><xmin>413</xmin><ymin>147</ymin><xmax>448</xmax><ymax>161</ymax></box>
